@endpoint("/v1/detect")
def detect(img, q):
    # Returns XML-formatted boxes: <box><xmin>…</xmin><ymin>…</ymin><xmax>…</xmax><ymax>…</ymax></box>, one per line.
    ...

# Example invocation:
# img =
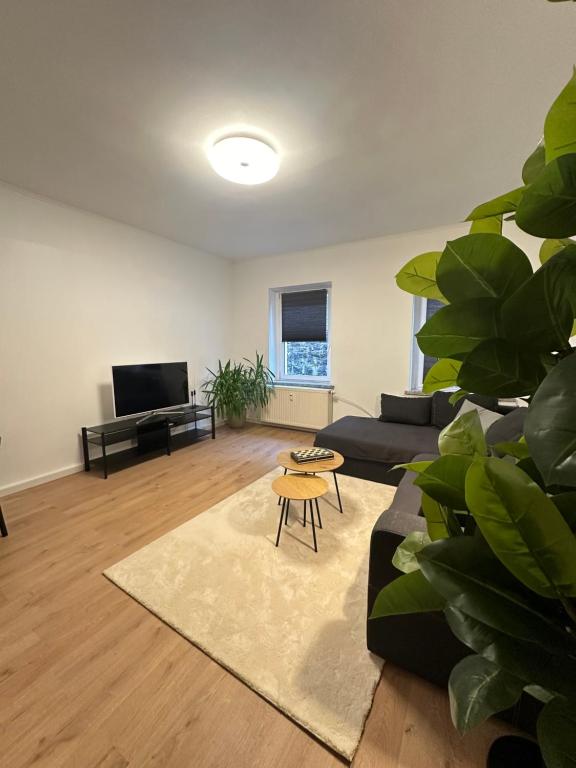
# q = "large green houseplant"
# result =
<box><xmin>371</xmin><ymin>61</ymin><xmax>576</xmax><ymax>767</ymax></box>
<box><xmin>203</xmin><ymin>353</ymin><xmax>274</xmax><ymax>428</ymax></box>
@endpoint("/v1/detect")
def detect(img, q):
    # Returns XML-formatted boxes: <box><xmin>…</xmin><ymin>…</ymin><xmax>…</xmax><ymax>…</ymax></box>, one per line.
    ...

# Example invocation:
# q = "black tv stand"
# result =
<box><xmin>81</xmin><ymin>404</ymin><xmax>215</xmax><ymax>478</ymax></box>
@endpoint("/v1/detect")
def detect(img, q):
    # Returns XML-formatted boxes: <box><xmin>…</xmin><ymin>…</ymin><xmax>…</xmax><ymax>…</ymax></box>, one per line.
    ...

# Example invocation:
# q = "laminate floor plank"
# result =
<box><xmin>0</xmin><ymin>425</ymin><xmax>510</xmax><ymax>767</ymax></box>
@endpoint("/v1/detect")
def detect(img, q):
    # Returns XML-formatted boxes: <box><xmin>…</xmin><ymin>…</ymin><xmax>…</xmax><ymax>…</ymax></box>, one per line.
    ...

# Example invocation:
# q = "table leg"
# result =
<box><xmin>309</xmin><ymin>500</ymin><xmax>318</xmax><ymax>553</ymax></box>
<box><xmin>278</xmin><ymin>467</ymin><xmax>287</xmax><ymax>505</ymax></box>
<box><xmin>314</xmin><ymin>497</ymin><xmax>322</xmax><ymax>529</ymax></box>
<box><xmin>275</xmin><ymin>499</ymin><xmax>286</xmax><ymax>547</ymax></box>
<box><xmin>102</xmin><ymin>436</ymin><xmax>108</xmax><ymax>480</ymax></box>
<box><xmin>333</xmin><ymin>471</ymin><xmax>343</xmax><ymax>513</ymax></box>
<box><xmin>303</xmin><ymin>501</ymin><xmax>307</xmax><ymax>527</ymax></box>
<box><xmin>81</xmin><ymin>427</ymin><xmax>90</xmax><ymax>472</ymax></box>
<box><xmin>0</xmin><ymin>506</ymin><xmax>8</xmax><ymax>537</ymax></box>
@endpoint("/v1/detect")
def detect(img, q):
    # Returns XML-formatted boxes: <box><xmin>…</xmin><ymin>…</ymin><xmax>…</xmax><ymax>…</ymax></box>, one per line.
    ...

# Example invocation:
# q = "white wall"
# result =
<box><xmin>231</xmin><ymin>223</ymin><xmax>542</xmax><ymax>422</ymax></box>
<box><xmin>0</xmin><ymin>183</ymin><xmax>543</xmax><ymax>494</ymax></box>
<box><xmin>0</xmin><ymin>184</ymin><xmax>231</xmax><ymax>493</ymax></box>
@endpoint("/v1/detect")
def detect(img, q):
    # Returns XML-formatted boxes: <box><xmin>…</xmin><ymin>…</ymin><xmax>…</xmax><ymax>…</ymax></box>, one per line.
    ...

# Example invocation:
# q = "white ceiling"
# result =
<box><xmin>0</xmin><ymin>1</ymin><xmax>574</xmax><ymax>259</ymax></box>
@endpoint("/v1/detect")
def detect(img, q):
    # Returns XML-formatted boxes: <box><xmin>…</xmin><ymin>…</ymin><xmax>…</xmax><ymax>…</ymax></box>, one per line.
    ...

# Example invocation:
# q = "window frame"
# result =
<box><xmin>409</xmin><ymin>296</ymin><xmax>427</xmax><ymax>391</ymax></box>
<box><xmin>269</xmin><ymin>282</ymin><xmax>332</xmax><ymax>385</ymax></box>
<box><xmin>409</xmin><ymin>296</ymin><xmax>454</xmax><ymax>393</ymax></box>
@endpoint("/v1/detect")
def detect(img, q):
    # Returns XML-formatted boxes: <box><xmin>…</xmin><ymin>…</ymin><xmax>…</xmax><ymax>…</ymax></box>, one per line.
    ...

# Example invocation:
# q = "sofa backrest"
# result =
<box><xmin>380</xmin><ymin>391</ymin><xmax>504</xmax><ymax>430</ymax></box>
<box><xmin>380</xmin><ymin>393</ymin><xmax>431</xmax><ymax>425</ymax></box>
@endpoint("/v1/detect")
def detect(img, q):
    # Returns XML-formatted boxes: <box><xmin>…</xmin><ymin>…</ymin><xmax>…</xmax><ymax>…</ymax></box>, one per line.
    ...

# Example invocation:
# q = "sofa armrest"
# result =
<box><xmin>368</xmin><ymin>508</ymin><xmax>426</xmax><ymax>597</ymax></box>
<box><xmin>373</xmin><ymin>504</ymin><xmax>427</xmax><ymax>539</ymax></box>
<box><xmin>367</xmin><ymin>457</ymin><xmax>433</xmax><ymax>599</ymax></box>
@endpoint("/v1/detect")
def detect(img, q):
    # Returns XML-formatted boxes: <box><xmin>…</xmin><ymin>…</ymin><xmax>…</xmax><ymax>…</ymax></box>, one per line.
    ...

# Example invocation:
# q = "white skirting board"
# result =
<box><xmin>0</xmin><ymin>462</ymin><xmax>85</xmax><ymax>497</ymax></box>
<box><xmin>0</xmin><ymin>418</ymin><xmax>228</xmax><ymax>497</ymax></box>
<box><xmin>259</xmin><ymin>387</ymin><xmax>333</xmax><ymax>431</ymax></box>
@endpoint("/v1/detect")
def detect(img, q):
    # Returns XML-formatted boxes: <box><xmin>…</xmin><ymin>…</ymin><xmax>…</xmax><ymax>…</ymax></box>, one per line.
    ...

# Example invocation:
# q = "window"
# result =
<box><xmin>409</xmin><ymin>297</ymin><xmax>444</xmax><ymax>391</ymax></box>
<box><xmin>269</xmin><ymin>284</ymin><xmax>331</xmax><ymax>383</ymax></box>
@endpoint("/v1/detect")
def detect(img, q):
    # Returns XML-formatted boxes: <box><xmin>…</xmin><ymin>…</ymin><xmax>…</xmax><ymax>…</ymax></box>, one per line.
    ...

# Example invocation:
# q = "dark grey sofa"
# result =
<box><xmin>314</xmin><ymin>416</ymin><xmax>440</xmax><ymax>485</ymax></box>
<box><xmin>365</xmin><ymin>407</ymin><xmax>539</xmax><ymax>733</ymax></box>
<box><xmin>365</xmin><ymin>453</ymin><xmax>466</xmax><ymax>685</ymax></box>
<box><xmin>314</xmin><ymin>391</ymin><xmax>505</xmax><ymax>486</ymax></box>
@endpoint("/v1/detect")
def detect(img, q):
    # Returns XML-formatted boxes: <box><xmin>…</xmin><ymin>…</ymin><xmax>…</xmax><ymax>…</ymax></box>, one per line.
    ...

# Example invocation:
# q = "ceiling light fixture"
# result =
<box><xmin>207</xmin><ymin>136</ymin><xmax>279</xmax><ymax>185</ymax></box>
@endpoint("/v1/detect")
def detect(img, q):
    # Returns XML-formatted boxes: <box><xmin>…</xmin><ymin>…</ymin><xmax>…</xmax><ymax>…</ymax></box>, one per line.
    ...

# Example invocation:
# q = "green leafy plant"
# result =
<box><xmin>371</xmin><ymin>66</ymin><xmax>576</xmax><ymax>767</ymax></box>
<box><xmin>202</xmin><ymin>353</ymin><xmax>274</xmax><ymax>427</ymax></box>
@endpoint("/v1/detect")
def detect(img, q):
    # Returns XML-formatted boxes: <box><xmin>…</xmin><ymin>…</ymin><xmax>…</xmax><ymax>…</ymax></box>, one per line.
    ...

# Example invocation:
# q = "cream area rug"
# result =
<box><xmin>104</xmin><ymin>468</ymin><xmax>396</xmax><ymax>760</ymax></box>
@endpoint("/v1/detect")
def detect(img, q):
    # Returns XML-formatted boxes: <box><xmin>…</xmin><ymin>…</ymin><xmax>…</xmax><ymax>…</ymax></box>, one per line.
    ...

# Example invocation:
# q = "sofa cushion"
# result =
<box><xmin>380</xmin><ymin>393</ymin><xmax>431</xmax><ymax>425</ymax></box>
<box><xmin>431</xmin><ymin>391</ymin><xmax>463</xmax><ymax>429</ymax></box>
<box><xmin>431</xmin><ymin>391</ymin><xmax>499</xmax><ymax>429</ymax></box>
<box><xmin>458</xmin><ymin>398</ymin><xmax>503</xmax><ymax>432</ymax></box>
<box><xmin>485</xmin><ymin>407</ymin><xmax>526</xmax><ymax>447</ymax></box>
<box><xmin>315</xmin><ymin>416</ymin><xmax>440</xmax><ymax>464</ymax></box>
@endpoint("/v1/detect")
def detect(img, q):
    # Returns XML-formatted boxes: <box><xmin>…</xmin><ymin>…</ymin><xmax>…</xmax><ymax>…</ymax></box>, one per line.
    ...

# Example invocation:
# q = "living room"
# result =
<box><xmin>1</xmin><ymin>2</ymin><xmax>576</xmax><ymax>767</ymax></box>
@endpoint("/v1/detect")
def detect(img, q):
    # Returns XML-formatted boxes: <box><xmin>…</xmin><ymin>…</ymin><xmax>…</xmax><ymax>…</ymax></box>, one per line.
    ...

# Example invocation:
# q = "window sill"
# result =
<box><xmin>273</xmin><ymin>381</ymin><xmax>334</xmax><ymax>390</ymax></box>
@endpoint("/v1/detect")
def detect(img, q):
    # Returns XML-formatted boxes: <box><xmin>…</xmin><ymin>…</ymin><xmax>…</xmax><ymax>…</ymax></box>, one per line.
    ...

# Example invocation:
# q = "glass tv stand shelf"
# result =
<box><xmin>81</xmin><ymin>404</ymin><xmax>215</xmax><ymax>478</ymax></box>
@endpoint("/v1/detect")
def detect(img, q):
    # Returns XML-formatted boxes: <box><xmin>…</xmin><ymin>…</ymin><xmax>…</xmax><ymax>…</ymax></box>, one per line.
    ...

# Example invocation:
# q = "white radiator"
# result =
<box><xmin>260</xmin><ymin>387</ymin><xmax>333</xmax><ymax>430</ymax></box>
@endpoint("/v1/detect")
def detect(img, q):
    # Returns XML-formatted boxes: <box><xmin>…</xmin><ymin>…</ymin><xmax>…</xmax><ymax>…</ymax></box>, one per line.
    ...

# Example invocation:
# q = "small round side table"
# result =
<box><xmin>271</xmin><ymin>474</ymin><xmax>328</xmax><ymax>553</ymax></box>
<box><xmin>276</xmin><ymin>448</ymin><xmax>345</xmax><ymax>513</ymax></box>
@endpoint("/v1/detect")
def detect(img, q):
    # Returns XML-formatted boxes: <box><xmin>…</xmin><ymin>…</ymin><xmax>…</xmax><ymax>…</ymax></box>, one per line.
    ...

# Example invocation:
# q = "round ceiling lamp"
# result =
<box><xmin>207</xmin><ymin>136</ymin><xmax>279</xmax><ymax>185</ymax></box>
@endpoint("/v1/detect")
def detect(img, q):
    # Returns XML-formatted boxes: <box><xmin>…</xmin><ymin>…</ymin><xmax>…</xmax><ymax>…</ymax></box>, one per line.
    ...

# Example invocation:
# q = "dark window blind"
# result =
<box><xmin>281</xmin><ymin>289</ymin><xmax>328</xmax><ymax>342</ymax></box>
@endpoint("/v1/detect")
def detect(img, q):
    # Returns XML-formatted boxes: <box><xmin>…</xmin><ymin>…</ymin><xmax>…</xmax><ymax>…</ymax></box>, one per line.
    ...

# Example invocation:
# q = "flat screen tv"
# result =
<box><xmin>112</xmin><ymin>362</ymin><xmax>189</xmax><ymax>418</ymax></box>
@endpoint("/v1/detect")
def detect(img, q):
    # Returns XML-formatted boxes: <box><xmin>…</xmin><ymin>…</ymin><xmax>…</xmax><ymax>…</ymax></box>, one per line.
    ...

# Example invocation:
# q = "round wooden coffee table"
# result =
<box><xmin>276</xmin><ymin>448</ymin><xmax>345</xmax><ymax>513</ymax></box>
<box><xmin>271</xmin><ymin>474</ymin><xmax>328</xmax><ymax>553</ymax></box>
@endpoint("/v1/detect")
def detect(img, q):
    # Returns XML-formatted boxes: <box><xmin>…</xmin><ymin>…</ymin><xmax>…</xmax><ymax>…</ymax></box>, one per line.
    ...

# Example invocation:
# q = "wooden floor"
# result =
<box><xmin>0</xmin><ymin>424</ymin><xmax>509</xmax><ymax>768</ymax></box>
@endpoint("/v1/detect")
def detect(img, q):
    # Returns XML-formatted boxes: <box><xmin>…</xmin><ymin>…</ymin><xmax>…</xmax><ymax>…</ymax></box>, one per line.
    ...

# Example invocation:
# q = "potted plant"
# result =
<box><xmin>202</xmin><ymin>353</ymin><xmax>274</xmax><ymax>428</ymax></box>
<box><xmin>370</xmin><ymin>58</ymin><xmax>576</xmax><ymax>768</ymax></box>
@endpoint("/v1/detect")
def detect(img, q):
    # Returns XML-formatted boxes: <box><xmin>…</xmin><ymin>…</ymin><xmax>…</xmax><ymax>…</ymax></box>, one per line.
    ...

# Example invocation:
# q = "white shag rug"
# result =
<box><xmin>104</xmin><ymin>468</ymin><xmax>396</xmax><ymax>760</ymax></box>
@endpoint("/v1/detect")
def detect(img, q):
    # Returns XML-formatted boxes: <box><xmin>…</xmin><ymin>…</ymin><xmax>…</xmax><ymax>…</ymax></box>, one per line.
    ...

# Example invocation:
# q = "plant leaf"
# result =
<box><xmin>522</xmin><ymin>141</ymin><xmax>546</xmax><ymax>185</ymax></box>
<box><xmin>393</xmin><ymin>460</ymin><xmax>434</xmax><ymax>474</ymax></box>
<box><xmin>466</xmin><ymin>187</ymin><xmax>525</xmax><ymax>221</ymax></box>
<box><xmin>515</xmin><ymin>154</ymin><xmax>576</xmax><ymax>238</ymax></box>
<box><xmin>525</xmin><ymin>353</ymin><xmax>576</xmax><ymax>488</ymax></box>
<box><xmin>436</xmin><ymin>234</ymin><xmax>532</xmax><ymax>302</ymax></box>
<box><xmin>395</xmin><ymin>252</ymin><xmax>446</xmax><ymax>301</ymax></box>
<box><xmin>438</xmin><ymin>410</ymin><xmax>486</xmax><ymax>457</ymax></box>
<box><xmin>457</xmin><ymin>339</ymin><xmax>546</xmax><ymax>398</ymax></box>
<box><xmin>524</xmin><ymin>685</ymin><xmax>555</xmax><ymax>704</ymax></box>
<box><xmin>445</xmin><ymin>606</ymin><xmax>576</xmax><ymax>700</ymax></box>
<box><xmin>416</xmin><ymin>298</ymin><xmax>500</xmax><ymax>359</ymax></box>
<box><xmin>492</xmin><ymin>441</ymin><xmax>531</xmax><ymax>460</ymax></box>
<box><xmin>418</xmin><ymin>536</ymin><xmax>576</xmax><ymax>655</ymax></box>
<box><xmin>501</xmin><ymin>247</ymin><xmax>576</xmax><ymax>353</ymax></box>
<box><xmin>515</xmin><ymin>457</ymin><xmax>545</xmax><ymax>488</ymax></box>
<box><xmin>538</xmin><ymin>697</ymin><xmax>576</xmax><ymax>768</ymax></box>
<box><xmin>539</xmin><ymin>238</ymin><xmax>574</xmax><ymax>264</ymax></box>
<box><xmin>449</xmin><ymin>389</ymin><xmax>469</xmax><ymax>406</ymax></box>
<box><xmin>414</xmin><ymin>455</ymin><xmax>473</xmax><ymax>509</ymax></box>
<box><xmin>449</xmin><ymin>655</ymin><xmax>524</xmax><ymax>733</ymax></box>
<box><xmin>550</xmin><ymin>492</ymin><xmax>576</xmax><ymax>532</ymax></box>
<box><xmin>469</xmin><ymin>215</ymin><xmax>502</xmax><ymax>235</ymax></box>
<box><xmin>369</xmin><ymin>570</ymin><xmax>445</xmax><ymax>619</ymax></box>
<box><xmin>392</xmin><ymin>531</ymin><xmax>431</xmax><ymax>574</ymax></box>
<box><xmin>545</xmin><ymin>68</ymin><xmax>576</xmax><ymax>163</ymax></box>
<box><xmin>422</xmin><ymin>358</ymin><xmax>461</xmax><ymax>393</ymax></box>
<box><xmin>421</xmin><ymin>492</ymin><xmax>451</xmax><ymax>540</ymax></box>
<box><xmin>465</xmin><ymin>458</ymin><xmax>576</xmax><ymax>597</ymax></box>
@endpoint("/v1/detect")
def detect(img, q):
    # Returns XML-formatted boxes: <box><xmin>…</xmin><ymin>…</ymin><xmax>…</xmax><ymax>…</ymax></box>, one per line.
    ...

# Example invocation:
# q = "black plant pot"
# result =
<box><xmin>487</xmin><ymin>736</ymin><xmax>544</xmax><ymax>768</ymax></box>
